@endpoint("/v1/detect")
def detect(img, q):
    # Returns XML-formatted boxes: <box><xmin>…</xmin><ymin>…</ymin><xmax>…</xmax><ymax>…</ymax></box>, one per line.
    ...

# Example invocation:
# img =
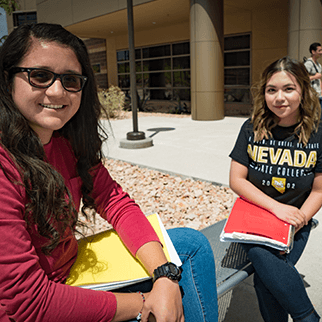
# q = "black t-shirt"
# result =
<box><xmin>230</xmin><ymin>119</ymin><xmax>322</xmax><ymax>208</ymax></box>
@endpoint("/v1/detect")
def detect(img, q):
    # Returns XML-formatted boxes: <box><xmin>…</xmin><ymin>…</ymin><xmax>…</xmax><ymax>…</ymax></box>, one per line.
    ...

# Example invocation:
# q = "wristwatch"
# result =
<box><xmin>152</xmin><ymin>262</ymin><xmax>182</xmax><ymax>283</ymax></box>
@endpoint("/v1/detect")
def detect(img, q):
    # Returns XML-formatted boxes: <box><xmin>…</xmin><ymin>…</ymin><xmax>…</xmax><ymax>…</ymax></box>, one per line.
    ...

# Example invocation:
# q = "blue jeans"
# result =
<box><xmin>241</xmin><ymin>222</ymin><xmax>320</xmax><ymax>322</ymax></box>
<box><xmin>117</xmin><ymin>227</ymin><xmax>218</xmax><ymax>322</ymax></box>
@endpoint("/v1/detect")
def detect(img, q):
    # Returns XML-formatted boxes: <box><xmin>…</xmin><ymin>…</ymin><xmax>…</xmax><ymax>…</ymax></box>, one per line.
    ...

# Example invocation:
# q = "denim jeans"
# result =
<box><xmin>241</xmin><ymin>222</ymin><xmax>320</xmax><ymax>322</ymax></box>
<box><xmin>116</xmin><ymin>227</ymin><xmax>218</xmax><ymax>322</ymax></box>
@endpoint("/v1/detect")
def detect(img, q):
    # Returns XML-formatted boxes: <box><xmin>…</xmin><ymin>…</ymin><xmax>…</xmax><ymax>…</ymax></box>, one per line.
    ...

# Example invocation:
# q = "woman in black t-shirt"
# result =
<box><xmin>229</xmin><ymin>57</ymin><xmax>321</xmax><ymax>322</ymax></box>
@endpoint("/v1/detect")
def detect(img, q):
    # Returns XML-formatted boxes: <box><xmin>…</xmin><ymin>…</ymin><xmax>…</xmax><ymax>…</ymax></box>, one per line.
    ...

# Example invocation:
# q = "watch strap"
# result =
<box><xmin>152</xmin><ymin>262</ymin><xmax>181</xmax><ymax>283</ymax></box>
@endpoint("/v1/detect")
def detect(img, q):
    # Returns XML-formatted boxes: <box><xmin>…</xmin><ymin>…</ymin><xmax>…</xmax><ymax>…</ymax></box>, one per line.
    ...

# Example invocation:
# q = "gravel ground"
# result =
<box><xmin>78</xmin><ymin>112</ymin><xmax>237</xmax><ymax>236</ymax></box>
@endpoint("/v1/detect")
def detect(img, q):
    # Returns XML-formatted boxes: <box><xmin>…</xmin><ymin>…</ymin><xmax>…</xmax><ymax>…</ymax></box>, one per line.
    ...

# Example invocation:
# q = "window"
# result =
<box><xmin>117</xmin><ymin>36</ymin><xmax>251</xmax><ymax>104</ymax></box>
<box><xmin>13</xmin><ymin>11</ymin><xmax>37</xmax><ymax>27</ymax></box>
<box><xmin>224</xmin><ymin>34</ymin><xmax>251</xmax><ymax>103</ymax></box>
<box><xmin>117</xmin><ymin>41</ymin><xmax>190</xmax><ymax>101</ymax></box>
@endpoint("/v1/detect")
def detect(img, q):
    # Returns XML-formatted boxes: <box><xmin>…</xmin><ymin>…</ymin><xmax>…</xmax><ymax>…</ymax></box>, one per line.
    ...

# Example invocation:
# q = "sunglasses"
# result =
<box><xmin>10</xmin><ymin>67</ymin><xmax>88</xmax><ymax>93</ymax></box>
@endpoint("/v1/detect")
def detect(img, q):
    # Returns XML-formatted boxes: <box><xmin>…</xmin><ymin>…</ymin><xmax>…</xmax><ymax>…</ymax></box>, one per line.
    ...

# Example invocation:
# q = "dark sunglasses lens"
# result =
<box><xmin>29</xmin><ymin>70</ymin><xmax>53</xmax><ymax>87</ymax></box>
<box><xmin>62</xmin><ymin>75</ymin><xmax>83</xmax><ymax>92</ymax></box>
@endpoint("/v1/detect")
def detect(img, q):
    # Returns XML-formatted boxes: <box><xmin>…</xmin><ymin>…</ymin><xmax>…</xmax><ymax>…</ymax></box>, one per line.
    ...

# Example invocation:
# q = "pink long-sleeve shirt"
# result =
<box><xmin>0</xmin><ymin>133</ymin><xmax>160</xmax><ymax>322</ymax></box>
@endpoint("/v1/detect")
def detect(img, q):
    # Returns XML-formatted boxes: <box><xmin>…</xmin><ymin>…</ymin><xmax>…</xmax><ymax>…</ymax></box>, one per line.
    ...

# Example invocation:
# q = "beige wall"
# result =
<box><xmin>112</xmin><ymin>21</ymin><xmax>190</xmax><ymax>51</ymax></box>
<box><xmin>36</xmin><ymin>0</ymin><xmax>154</xmax><ymax>26</ymax></box>
<box><xmin>251</xmin><ymin>5</ymin><xmax>288</xmax><ymax>83</ymax></box>
<box><xmin>18</xmin><ymin>0</ymin><xmax>36</xmax><ymax>9</ymax></box>
<box><xmin>224</xmin><ymin>10</ymin><xmax>252</xmax><ymax>34</ymax></box>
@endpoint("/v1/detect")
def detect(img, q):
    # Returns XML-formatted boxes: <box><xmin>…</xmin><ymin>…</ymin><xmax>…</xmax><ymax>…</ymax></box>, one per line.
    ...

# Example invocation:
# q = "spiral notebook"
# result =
<box><xmin>220</xmin><ymin>197</ymin><xmax>294</xmax><ymax>253</ymax></box>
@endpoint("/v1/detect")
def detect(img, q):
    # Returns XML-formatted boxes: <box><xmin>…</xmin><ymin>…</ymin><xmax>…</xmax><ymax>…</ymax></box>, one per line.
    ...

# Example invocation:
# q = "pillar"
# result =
<box><xmin>190</xmin><ymin>0</ymin><xmax>224</xmax><ymax>120</ymax></box>
<box><xmin>106</xmin><ymin>38</ymin><xmax>118</xmax><ymax>87</ymax></box>
<box><xmin>288</xmin><ymin>0</ymin><xmax>322</xmax><ymax>60</ymax></box>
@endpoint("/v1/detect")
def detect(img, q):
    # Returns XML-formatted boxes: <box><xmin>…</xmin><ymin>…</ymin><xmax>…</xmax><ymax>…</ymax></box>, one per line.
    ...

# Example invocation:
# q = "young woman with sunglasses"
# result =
<box><xmin>0</xmin><ymin>23</ymin><xmax>219</xmax><ymax>322</ymax></box>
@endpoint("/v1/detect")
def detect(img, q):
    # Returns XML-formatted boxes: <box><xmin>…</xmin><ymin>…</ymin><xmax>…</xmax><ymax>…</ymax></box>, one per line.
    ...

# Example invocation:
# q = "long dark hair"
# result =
<box><xmin>0</xmin><ymin>23</ymin><xmax>107</xmax><ymax>254</ymax></box>
<box><xmin>251</xmin><ymin>56</ymin><xmax>320</xmax><ymax>145</ymax></box>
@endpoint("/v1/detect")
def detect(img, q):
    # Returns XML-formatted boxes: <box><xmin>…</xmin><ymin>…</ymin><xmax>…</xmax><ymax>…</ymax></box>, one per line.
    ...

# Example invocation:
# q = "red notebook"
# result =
<box><xmin>220</xmin><ymin>197</ymin><xmax>294</xmax><ymax>252</ymax></box>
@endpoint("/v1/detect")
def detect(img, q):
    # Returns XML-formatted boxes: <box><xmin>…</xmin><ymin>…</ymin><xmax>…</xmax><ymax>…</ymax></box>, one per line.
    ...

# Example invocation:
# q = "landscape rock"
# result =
<box><xmin>78</xmin><ymin>158</ymin><xmax>237</xmax><ymax>236</ymax></box>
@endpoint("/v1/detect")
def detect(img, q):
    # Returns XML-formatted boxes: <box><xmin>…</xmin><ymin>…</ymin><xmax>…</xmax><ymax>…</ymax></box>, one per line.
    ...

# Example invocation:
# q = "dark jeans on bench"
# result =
<box><xmin>116</xmin><ymin>227</ymin><xmax>219</xmax><ymax>322</ymax></box>
<box><xmin>241</xmin><ymin>221</ymin><xmax>320</xmax><ymax>322</ymax></box>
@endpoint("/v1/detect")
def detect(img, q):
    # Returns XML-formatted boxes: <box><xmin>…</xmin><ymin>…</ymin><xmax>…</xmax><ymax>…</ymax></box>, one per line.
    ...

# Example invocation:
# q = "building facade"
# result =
<box><xmin>5</xmin><ymin>0</ymin><xmax>322</xmax><ymax>119</ymax></box>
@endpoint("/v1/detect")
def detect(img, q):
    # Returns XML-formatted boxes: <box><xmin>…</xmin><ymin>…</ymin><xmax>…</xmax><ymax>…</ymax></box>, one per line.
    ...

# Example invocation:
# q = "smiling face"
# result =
<box><xmin>265</xmin><ymin>71</ymin><xmax>302</xmax><ymax>127</ymax></box>
<box><xmin>11</xmin><ymin>38</ymin><xmax>83</xmax><ymax>144</ymax></box>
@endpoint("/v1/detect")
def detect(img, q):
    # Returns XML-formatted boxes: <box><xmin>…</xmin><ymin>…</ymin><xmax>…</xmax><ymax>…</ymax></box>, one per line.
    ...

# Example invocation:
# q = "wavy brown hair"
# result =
<box><xmin>0</xmin><ymin>23</ymin><xmax>108</xmax><ymax>254</ymax></box>
<box><xmin>251</xmin><ymin>56</ymin><xmax>320</xmax><ymax>145</ymax></box>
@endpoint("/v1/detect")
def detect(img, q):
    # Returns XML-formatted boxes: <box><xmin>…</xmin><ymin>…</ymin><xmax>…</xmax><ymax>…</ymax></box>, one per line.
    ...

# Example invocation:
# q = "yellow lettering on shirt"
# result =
<box><xmin>294</xmin><ymin>150</ymin><xmax>307</xmax><ymax>167</ymax></box>
<box><xmin>247</xmin><ymin>145</ymin><xmax>317</xmax><ymax>169</ymax></box>
<box><xmin>269</xmin><ymin>148</ymin><xmax>283</xmax><ymax>165</ymax></box>
<box><xmin>247</xmin><ymin>144</ymin><xmax>258</xmax><ymax>161</ymax></box>
<box><xmin>257</xmin><ymin>147</ymin><xmax>268</xmax><ymax>163</ymax></box>
<box><xmin>278</xmin><ymin>150</ymin><xmax>293</xmax><ymax>166</ymax></box>
<box><xmin>305</xmin><ymin>151</ymin><xmax>317</xmax><ymax>168</ymax></box>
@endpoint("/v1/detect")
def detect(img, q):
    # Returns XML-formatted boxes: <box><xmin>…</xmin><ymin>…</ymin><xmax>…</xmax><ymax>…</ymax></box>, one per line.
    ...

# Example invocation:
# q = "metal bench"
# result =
<box><xmin>200</xmin><ymin>218</ymin><xmax>319</xmax><ymax>322</ymax></box>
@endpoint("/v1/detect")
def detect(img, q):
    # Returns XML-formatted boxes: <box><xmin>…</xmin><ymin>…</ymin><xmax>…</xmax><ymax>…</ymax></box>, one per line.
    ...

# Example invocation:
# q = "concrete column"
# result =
<box><xmin>190</xmin><ymin>0</ymin><xmax>224</xmax><ymax>120</ymax></box>
<box><xmin>288</xmin><ymin>0</ymin><xmax>322</xmax><ymax>60</ymax></box>
<box><xmin>106</xmin><ymin>37</ymin><xmax>118</xmax><ymax>87</ymax></box>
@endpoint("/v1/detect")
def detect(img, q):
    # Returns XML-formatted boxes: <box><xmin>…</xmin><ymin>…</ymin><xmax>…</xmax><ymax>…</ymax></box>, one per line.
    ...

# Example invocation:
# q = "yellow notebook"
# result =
<box><xmin>66</xmin><ymin>213</ymin><xmax>181</xmax><ymax>291</ymax></box>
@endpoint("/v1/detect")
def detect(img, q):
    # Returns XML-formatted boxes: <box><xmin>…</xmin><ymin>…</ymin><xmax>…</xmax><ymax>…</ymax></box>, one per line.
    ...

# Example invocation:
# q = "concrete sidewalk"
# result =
<box><xmin>101</xmin><ymin>116</ymin><xmax>246</xmax><ymax>186</ymax></box>
<box><xmin>101</xmin><ymin>115</ymin><xmax>322</xmax><ymax>321</ymax></box>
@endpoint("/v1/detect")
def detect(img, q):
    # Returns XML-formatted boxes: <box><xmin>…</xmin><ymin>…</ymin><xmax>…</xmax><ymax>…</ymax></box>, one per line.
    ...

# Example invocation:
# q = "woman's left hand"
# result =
<box><xmin>141</xmin><ymin>278</ymin><xmax>184</xmax><ymax>322</ymax></box>
<box><xmin>271</xmin><ymin>202</ymin><xmax>307</xmax><ymax>228</ymax></box>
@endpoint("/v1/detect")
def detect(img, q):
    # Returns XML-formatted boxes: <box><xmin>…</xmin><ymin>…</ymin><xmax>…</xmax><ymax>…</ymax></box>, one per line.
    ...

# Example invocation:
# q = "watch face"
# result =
<box><xmin>169</xmin><ymin>263</ymin><xmax>179</xmax><ymax>274</ymax></box>
<box><xmin>167</xmin><ymin>263</ymin><xmax>181</xmax><ymax>280</ymax></box>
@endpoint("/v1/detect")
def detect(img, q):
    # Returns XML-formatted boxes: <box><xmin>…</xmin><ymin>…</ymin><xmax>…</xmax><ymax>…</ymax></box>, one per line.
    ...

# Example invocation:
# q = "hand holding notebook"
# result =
<box><xmin>220</xmin><ymin>197</ymin><xmax>295</xmax><ymax>253</ymax></box>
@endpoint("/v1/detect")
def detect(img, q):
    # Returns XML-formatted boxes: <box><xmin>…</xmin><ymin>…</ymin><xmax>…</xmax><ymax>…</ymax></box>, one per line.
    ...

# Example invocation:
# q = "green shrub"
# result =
<box><xmin>98</xmin><ymin>85</ymin><xmax>125</xmax><ymax>118</ymax></box>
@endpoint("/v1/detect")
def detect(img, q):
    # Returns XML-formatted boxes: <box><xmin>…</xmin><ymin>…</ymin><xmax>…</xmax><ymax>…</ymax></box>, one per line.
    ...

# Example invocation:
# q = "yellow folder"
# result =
<box><xmin>66</xmin><ymin>213</ymin><xmax>181</xmax><ymax>291</ymax></box>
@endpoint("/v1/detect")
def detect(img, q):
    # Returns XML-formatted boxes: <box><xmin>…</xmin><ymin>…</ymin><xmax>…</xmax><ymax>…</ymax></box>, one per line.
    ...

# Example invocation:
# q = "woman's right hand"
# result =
<box><xmin>271</xmin><ymin>202</ymin><xmax>308</xmax><ymax>229</ymax></box>
<box><xmin>229</xmin><ymin>160</ymin><xmax>308</xmax><ymax>230</ymax></box>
